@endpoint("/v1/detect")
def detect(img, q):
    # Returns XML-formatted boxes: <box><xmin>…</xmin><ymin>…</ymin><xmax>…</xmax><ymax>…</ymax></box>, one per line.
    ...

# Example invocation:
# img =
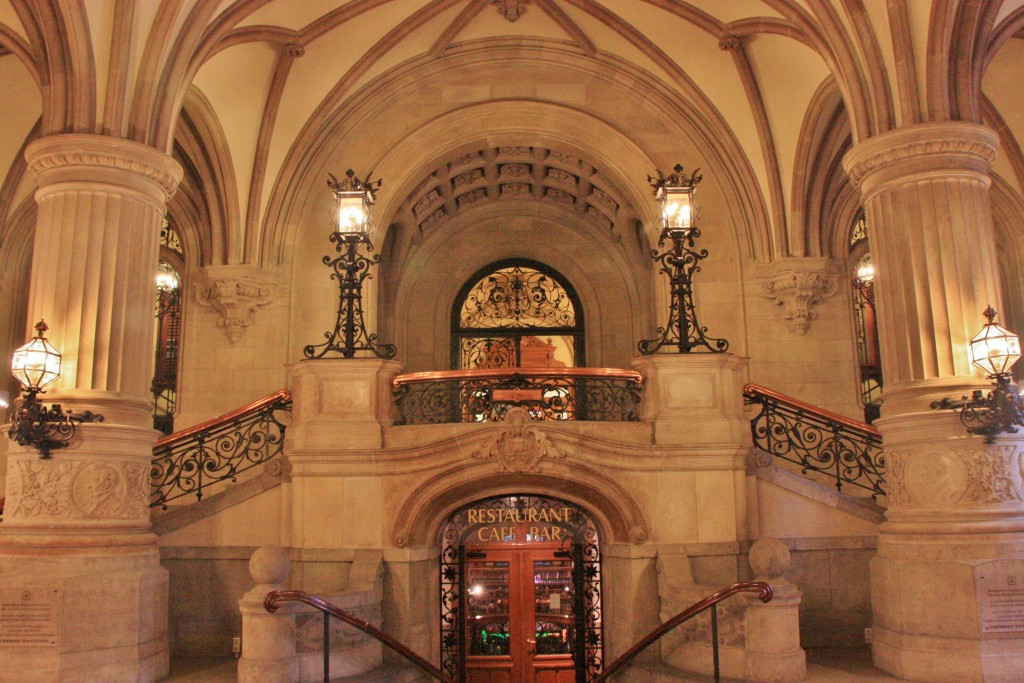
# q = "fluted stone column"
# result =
<box><xmin>845</xmin><ymin>123</ymin><xmax>1024</xmax><ymax>682</ymax></box>
<box><xmin>0</xmin><ymin>135</ymin><xmax>181</xmax><ymax>682</ymax></box>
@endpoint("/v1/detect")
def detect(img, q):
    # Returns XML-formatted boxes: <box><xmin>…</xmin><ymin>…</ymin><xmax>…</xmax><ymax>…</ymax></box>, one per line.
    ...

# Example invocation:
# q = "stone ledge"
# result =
<box><xmin>753</xmin><ymin>454</ymin><xmax>886</xmax><ymax>525</ymax></box>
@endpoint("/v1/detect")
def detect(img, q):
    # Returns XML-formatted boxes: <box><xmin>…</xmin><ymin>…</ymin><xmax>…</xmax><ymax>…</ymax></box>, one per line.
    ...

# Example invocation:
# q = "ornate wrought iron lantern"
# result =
<box><xmin>304</xmin><ymin>170</ymin><xmax>396</xmax><ymax>360</ymax></box>
<box><xmin>638</xmin><ymin>164</ymin><xmax>729</xmax><ymax>355</ymax></box>
<box><xmin>932</xmin><ymin>306</ymin><xmax>1024</xmax><ymax>443</ymax></box>
<box><xmin>9</xmin><ymin>320</ymin><xmax>103</xmax><ymax>457</ymax></box>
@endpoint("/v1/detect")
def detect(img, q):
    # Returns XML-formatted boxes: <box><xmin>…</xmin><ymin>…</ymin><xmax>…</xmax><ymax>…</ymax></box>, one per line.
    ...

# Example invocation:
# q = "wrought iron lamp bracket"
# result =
<box><xmin>931</xmin><ymin>373</ymin><xmax>1024</xmax><ymax>444</ymax></box>
<box><xmin>304</xmin><ymin>231</ymin><xmax>397</xmax><ymax>360</ymax></box>
<box><xmin>8</xmin><ymin>387</ymin><xmax>104</xmax><ymax>458</ymax></box>
<box><xmin>638</xmin><ymin>226</ymin><xmax>729</xmax><ymax>355</ymax></box>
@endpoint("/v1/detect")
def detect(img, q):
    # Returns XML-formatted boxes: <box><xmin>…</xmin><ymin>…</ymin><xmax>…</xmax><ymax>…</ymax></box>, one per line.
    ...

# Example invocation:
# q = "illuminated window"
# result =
<box><xmin>452</xmin><ymin>260</ymin><xmax>584</xmax><ymax>369</ymax></box>
<box><xmin>849</xmin><ymin>211</ymin><xmax>882</xmax><ymax>423</ymax></box>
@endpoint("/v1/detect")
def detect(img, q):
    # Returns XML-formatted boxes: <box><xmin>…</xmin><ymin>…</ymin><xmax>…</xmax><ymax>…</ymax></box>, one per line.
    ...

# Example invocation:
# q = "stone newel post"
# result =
<box><xmin>844</xmin><ymin>122</ymin><xmax>1024</xmax><ymax>682</ymax></box>
<box><xmin>0</xmin><ymin>134</ymin><xmax>182</xmax><ymax>682</ymax></box>
<box><xmin>239</xmin><ymin>545</ymin><xmax>299</xmax><ymax>683</ymax></box>
<box><xmin>744</xmin><ymin>538</ymin><xmax>805</xmax><ymax>683</ymax></box>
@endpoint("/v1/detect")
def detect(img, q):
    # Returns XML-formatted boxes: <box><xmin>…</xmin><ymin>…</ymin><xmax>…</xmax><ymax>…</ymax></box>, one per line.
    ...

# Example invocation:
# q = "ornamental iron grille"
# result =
<box><xmin>852</xmin><ymin>253</ymin><xmax>882</xmax><ymax>423</ymax></box>
<box><xmin>439</xmin><ymin>495</ymin><xmax>603</xmax><ymax>682</ymax></box>
<box><xmin>452</xmin><ymin>260</ymin><xmax>584</xmax><ymax>369</ymax></box>
<box><xmin>149</xmin><ymin>391</ymin><xmax>291</xmax><ymax>508</ymax></box>
<box><xmin>744</xmin><ymin>384</ymin><xmax>886</xmax><ymax>498</ymax></box>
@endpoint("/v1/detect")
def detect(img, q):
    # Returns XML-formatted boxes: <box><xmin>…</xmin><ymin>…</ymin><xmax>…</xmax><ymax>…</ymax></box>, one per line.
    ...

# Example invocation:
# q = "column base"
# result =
<box><xmin>0</xmin><ymin>550</ymin><xmax>168</xmax><ymax>683</ymax></box>
<box><xmin>871</xmin><ymin>539</ymin><xmax>1024</xmax><ymax>683</ymax></box>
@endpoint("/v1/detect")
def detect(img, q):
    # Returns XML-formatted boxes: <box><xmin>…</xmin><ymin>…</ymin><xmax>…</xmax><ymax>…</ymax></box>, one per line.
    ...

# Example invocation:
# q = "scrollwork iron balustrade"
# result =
<box><xmin>743</xmin><ymin>383</ymin><xmax>885</xmax><ymax>498</ymax></box>
<box><xmin>150</xmin><ymin>390</ymin><xmax>291</xmax><ymax>508</ymax></box>
<box><xmin>392</xmin><ymin>368</ymin><xmax>643</xmax><ymax>425</ymax></box>
<box><xmin>638</xmin><ymin>165</ymin><xmax>728</xmax><ymax>355</ymax></box>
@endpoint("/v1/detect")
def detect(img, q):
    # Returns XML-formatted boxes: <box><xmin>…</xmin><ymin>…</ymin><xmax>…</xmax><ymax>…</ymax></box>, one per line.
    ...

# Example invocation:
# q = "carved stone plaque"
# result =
<box><xmin>0</xmin><ymin>586</ymin><xmax>60</xmax><ymax>646</ymax></box>
<box><xmin>976</xmin><ymin>561</ymin><xmax>1024</xmax><ymax>633</ymax></box>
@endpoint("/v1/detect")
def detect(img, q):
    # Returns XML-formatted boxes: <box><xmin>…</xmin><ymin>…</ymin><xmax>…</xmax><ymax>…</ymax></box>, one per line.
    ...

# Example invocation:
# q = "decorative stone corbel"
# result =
<box><xmin>194</xmin><ymin>266</ymin><xmax>277</xmax><ymax>342</ymax></box>
<box><xmin>759</xmin><ymin>259</ymin><xmax>839</xmax><ymax>334</ymax></box>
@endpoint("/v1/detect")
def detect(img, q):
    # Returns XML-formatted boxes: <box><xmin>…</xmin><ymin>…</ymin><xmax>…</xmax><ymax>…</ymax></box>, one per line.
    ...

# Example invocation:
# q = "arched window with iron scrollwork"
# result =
<box><xmin>849</xmin><ymin>210</ymin><xmax>882</xmax><ymax>423</ymax></box>
<box><xmin>153</xmin><ymin>217</ymin><xmax>185</xmax><ymax>435</ymax></box>
<box><xmin>452</xmin><ymin>260</ymin><xmax>584</xmax><ymax>369</ymax></box>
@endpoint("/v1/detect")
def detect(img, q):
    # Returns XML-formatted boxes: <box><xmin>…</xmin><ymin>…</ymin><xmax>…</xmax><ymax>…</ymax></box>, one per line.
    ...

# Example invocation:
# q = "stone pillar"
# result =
<box><xmin>0</xmin><ymin>135</ymin><xmax>181</xmax><ymax>682</ymax></box>
<box><xmin>239</xmin><ymin>546</ymin><xmax>299</xmax><ymax>683</ymax></box>
<box><xmin>844</xmin><ymin>122</ymin><xmax>1024</xmax><ymax>682</ymax></box>
<box><xmin>744</xmin><ymin>539</ymin><xmax>805</xmax><ymax>683</ymax></box>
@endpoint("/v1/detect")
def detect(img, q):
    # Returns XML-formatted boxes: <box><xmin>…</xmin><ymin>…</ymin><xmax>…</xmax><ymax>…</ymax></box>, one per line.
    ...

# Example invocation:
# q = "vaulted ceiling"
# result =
<box><xmin>0</xmin><ymin>1</ymin><xmax>1022</xmax><ymax>271</ymax></box>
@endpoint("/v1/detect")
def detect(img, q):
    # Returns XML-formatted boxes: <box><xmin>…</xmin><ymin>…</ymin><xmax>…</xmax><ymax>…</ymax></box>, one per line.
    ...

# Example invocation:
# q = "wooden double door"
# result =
<box><xmin>464</xmin><ymin>544</ymin><xmax>579</xmax><ymax>683</ymax></box>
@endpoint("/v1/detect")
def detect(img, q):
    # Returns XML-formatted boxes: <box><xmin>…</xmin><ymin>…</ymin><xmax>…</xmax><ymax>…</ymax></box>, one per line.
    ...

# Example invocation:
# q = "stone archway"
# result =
<box><xmin>438</xmin><ymin>494</ymin><xmax>604</xmax><ymax>683</ymax></box>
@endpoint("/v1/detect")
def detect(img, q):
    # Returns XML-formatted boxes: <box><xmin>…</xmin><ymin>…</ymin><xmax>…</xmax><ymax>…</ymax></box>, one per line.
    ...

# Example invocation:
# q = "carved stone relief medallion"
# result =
<box><xmin>472</xmin><ymin>407</ymin><xmax>564</xmax><ymax>473</ymax></box>
<box><xmin>906</xmin><ymin>451</ymin><xmax>968</xmax><ymax>506</ymax></box>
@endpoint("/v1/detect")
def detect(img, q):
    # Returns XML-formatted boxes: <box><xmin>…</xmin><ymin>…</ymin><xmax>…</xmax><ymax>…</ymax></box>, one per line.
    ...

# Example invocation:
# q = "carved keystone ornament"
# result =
<box><xmin>472</xmin><ymin>407</ymin><xmax>564</xmax><ymax>473</ymax></box>
<box><xmin>194</xmin><ymin>269</ymin><xmax>276</xmax><ymax>342</ymax></box>
<box><xmin>760</xmin><ymin>262</ymin><xmax>839</xmax><ymax>334</ymax></box>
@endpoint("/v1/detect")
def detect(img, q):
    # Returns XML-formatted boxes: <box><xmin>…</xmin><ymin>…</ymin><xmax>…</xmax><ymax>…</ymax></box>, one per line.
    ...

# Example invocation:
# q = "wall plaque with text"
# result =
<box><xmin>0</xmin><ymin>586</ymin><xmax>61</xmax><ymax>647</ymax></box>
<box><xmin>976</xmin><ymin>561</ymin><xmax>1024</xmax><ymax>634</ymax></box>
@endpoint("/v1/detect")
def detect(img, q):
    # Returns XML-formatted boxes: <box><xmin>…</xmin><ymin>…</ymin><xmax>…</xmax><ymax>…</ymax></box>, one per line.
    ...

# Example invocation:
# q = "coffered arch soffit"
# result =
<box><xmin>263</xmin><ymin>46</ymin><xmax>770</xmax><ymax>268</ymax></box>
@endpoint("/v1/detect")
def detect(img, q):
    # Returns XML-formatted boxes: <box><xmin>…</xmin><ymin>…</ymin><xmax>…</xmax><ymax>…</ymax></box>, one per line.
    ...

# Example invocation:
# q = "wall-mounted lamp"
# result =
<box><xmin>931</xmin><ymin>306</ymin><xmax>1024</xmax><ymax>443</ymax></box>
<box><xmin>638</xmin><ymin>164</ymin><xmax>729</xmax><ymax>355</ymax></box>
<box><xmin>9</xmin><ymin>320</ymin><xmax>103</xmax><ymax>458</ymax></box>
<box><xmin>304</xmin><ymin>170</ymin><xmax>396</xmax><ymax>360</ymax></box>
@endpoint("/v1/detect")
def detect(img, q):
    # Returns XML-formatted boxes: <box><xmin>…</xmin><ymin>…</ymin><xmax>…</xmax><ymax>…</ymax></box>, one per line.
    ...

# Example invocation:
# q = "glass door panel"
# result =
<box><xmin>533</xmin><ymin>559</ymin><xmax>574</xmax><ymax>656</ymax></box>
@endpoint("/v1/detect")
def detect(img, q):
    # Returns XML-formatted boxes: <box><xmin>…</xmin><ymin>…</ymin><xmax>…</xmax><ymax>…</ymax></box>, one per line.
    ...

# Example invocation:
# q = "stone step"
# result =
<box><xmin>624</xmin><ymin>661</ymin><xmax>746</xmax><ymax>683</ymax></box>
<box><xmin>333</xmin><ymin>664</ymin><xmax>432</xmax><ymax>682</ymax></box>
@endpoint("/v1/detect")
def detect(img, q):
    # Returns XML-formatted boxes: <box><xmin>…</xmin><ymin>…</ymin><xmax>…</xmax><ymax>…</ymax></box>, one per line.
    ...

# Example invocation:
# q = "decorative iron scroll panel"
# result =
<box><xmin>394</xmin><ymin>373</ymin><xmax>642</xmax><ymax>424</ymax></box>
<box><xmin>744</xmin><ymin>386</ymin><xmax>885</xmax><ymax>497</ymax></box>
<box><xmin>150</xmin><ymin>396</ymin><xmax>291</xmax><ymax>508</ymax></box>
<box><xmin>452</xmin><ymin>261</ymin><xmax>584</xmax><ymax>369</ymax></box>
<box><xmin>440</xmin><ymin>495</ymin><xmax>603</xmax><ymax>683</ymax></box>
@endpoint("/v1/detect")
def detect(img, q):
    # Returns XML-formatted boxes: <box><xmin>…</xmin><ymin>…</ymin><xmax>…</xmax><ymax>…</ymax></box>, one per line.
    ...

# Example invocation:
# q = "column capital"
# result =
<box><xmin>26</xmin><ymin>134</ymin><xmax>183</xmax><ymax>202</ymax></box>
<box><xmin>843</xmin><ymin>122</ymin><xmax>998</xmax><ymax>195</ymax></box>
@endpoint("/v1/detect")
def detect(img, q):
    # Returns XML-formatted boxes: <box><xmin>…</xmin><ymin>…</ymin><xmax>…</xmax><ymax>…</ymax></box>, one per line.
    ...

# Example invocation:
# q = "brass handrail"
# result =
<box><xmin>155</xmin><ymin>389</ymin><xmax>291</xmax><ymax>448</ymax></box>
<box><xmin>264</xmin><ymin>590</ymin><xmax>452</xmax><ymax>683</ymax></box>
<box><xmin>743</xmin><ymin>383</ymin><xmax>879</xmax><ymax>437</ymax></box>
<box><xmin>393</xmin><ymin>367</ymin><xmax>643</xmax><ymax>386</ymax></box>
<box><xmin>591</xmin><ymin>581</ymin><xmax>773</xmax><ymax>683</ymax></box>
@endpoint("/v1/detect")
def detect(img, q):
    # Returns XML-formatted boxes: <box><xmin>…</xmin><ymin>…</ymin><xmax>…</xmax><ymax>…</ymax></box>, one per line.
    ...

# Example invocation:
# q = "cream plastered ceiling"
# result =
<box><xmin>0</xmin><ymin>1</ymin><xmax>1023</xmax><ymax>270</ymax></box>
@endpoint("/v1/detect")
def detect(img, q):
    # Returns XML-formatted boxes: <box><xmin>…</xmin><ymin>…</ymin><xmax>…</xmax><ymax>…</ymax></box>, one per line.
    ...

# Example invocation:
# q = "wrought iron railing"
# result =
<box><xmin>592</xmin><ymin>582</ymin><xmax>773</xmax><ymax>683</ymax></box>
<box><xmin>150</xmin><ymin>390</ymin><xmax>291</xmax><ymax>509</ymax></box>
<box><xmin>393</xmin><ymin>368</ymin><xmax>643</xmax><ymax>425</ymax></box>
<box><xmin>743</xmin><ymin>383</ymin><xmax>885</xmax><ymax>497</ymax></box>
<box><xmin>264</xmin><ymin>590</ymin><xmax>452</xmax><ymax>683</ymax></box>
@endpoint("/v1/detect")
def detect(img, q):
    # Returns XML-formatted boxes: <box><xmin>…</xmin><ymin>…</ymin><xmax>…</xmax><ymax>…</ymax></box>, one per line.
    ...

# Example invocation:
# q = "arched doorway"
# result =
<box><xmin>439</xmin><ymin>494</ymin><xmax>603</xmax><ymax>682</ymax></box>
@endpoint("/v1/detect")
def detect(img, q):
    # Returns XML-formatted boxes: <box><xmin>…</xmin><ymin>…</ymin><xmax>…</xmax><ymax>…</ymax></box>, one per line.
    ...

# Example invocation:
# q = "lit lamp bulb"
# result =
<box><xmin>658</xmin><ymin>185</ymin><xmax>697</xmax><ymax>231</ymax></box>
<box><xmin>155</xmin><ymin>263</ymin><xmax>180</xmax><ymax>292</ymax></box>
<box><xmin>969</xmin><ymin>306</ymin><xmax>1021</xmax><ymax>377</ymax></box>
<box><xmin>334</xmin><ymin>190</ymin><xmax>371</xmax><ymax>235</ymax></box>
<box><xmin>11</xmin><ymin>320</ymin><xmax>62</xmax><ymax>393</ymax></box>
<box><xmin>856</xmin><ymin>261</ymin><xmax>874</xmax><ymax>283</ymax></box>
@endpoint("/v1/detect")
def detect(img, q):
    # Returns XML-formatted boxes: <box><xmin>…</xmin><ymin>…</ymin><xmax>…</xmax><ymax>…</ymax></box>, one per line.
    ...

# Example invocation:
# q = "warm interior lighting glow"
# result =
<box><xmin>11</xmin><ymin>320</ymin><xmax>62</xmax><ymax>391</ymax></box>
<box><xmin>658</xmin><ymin>185</ymin><xmax>696</xmax><ymax>230</ymax></box>
<box><xmin>970</xmin><ymin>307</ymin><xmax>1021</xmax><ymax>376</ymax></box>
<box><xmin>155</xmin><ymin>264</ymin><xmax>180</xmax><ymax>292</ymax></box>
<box><xmin>856</xmin><ymin>262</ymin><xmax>874</xmax><ymax>282</ymax></box>
<box><xmin>335</xmin><ymin>191</ymin><xmax>369</xmax><ymax>234</ymax></box>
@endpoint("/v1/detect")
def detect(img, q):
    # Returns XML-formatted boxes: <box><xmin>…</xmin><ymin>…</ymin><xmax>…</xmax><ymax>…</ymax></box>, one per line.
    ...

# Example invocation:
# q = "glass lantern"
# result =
<box><xmin>11</xmin><ymin>320</ymin><xmax>62</xmax><ymax>391</ymax></box>
<box><xmin>969</xmin><ymin>307</ymin><xmax>1021</xmax><ymax>377</ymax></box>
<box><xmin>657</xmin><ymin>183</ymin><xmax>697</xmax><ymax>232</ymax></box>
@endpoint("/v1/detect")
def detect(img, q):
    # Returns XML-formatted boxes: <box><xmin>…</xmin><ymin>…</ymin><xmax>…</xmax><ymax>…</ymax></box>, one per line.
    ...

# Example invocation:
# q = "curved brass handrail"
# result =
<box><xmin>264</xmin><ymin>590</ymin><xmax>452</xmax><ymax>683</ymax></box>
<box><xmin>591</xmin><ymin>581</ymin><xmax>773</xmax><ymax>683</ymax></box>
<box><xmin>743</xmin><ymin>383</ymin><xmax>879</xmax><ymax>437</ymax></box>
<box><xmin>154</xmin><ymin>389</ymin><xmax>291</xmax><ymax>448</ymax></box>
<box><xmin>393</xmin><ymin>367</ymin><xmax>643</xmax><ymax>387</ymax></box>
